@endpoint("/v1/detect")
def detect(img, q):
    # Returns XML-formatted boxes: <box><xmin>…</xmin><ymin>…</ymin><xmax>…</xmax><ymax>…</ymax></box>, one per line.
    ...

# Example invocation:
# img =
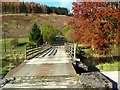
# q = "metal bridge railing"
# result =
<box><xmin>65</xmin><ymin>43</ymin><xmax>77</xmax><ymax>60</ymax></box>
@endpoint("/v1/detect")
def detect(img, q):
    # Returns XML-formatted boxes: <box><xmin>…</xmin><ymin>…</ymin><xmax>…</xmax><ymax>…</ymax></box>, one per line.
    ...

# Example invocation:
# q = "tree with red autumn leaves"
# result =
<box><xmin>69</xmin><ymin>2</ymin><xmax>120</xmax><ymax>54</ymax></box>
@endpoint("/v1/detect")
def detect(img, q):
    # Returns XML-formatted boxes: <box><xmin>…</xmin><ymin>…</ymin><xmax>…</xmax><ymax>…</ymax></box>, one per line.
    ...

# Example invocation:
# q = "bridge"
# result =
<box><xmin>2</xmin><ymin>37</ymin><xmax>80</xmax><ymax>89</ymax></box>
<box><xmin>1</xmin><ymin>37</ymin><xmax>113</xmax><ymax>89</ymax></box>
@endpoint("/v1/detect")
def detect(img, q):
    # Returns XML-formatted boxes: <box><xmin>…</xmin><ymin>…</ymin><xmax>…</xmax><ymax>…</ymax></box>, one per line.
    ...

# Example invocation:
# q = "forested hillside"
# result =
<box><xmin>2</xmin><ymin>2</ymin><xmax>68</xmax><ymax>15</ymax></box>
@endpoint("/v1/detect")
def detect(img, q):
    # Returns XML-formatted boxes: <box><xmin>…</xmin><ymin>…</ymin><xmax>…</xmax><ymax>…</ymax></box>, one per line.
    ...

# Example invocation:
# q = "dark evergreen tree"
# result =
<box><xmin>29</xmin><ymin>23</ymin><xmax>43</xmax><ymax>46</ymax></box>
<box><xmin>19</xmin><ymin>2</ymin><xmax>27</xmax><ymax>13</ymax></box>
<box><xmin>46</xmin><ymin>6</ymin><xmax>52</xmax><ymax>14</ymax></box>
<box><xmin>2</xmin><ymin>2</ymin><xmax>69</xmax><ymax>15</ymax></box>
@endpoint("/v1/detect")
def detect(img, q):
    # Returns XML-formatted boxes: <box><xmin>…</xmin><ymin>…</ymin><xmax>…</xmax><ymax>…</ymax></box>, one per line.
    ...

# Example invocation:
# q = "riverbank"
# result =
<box><xmin>96</xmin><ymin>62</ymin><xmax>120</xmax><ymax>71</ymax></box>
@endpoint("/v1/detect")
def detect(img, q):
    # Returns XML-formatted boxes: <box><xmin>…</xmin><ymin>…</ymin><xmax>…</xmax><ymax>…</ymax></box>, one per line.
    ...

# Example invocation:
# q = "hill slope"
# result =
<box><xmin>2</xmin><ymin>14</ymin><xmax>72</xmax><ymax>38</ymax></box>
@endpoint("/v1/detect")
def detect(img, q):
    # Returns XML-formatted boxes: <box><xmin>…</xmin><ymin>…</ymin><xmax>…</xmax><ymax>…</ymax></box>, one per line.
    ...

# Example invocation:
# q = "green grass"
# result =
<box><xmin>0</xmin><ymin>38</ymin><xmax>29</xmax><ymax>53</ymax></box>
<box><xmin>0</xmin><ymin>69</ymin><xmax>7</xmax><ymax>78</ymax></box>
<box><xmin>109</xmin><ymin>45</ymin><xmax>119</xmax><ymax>55</ymax></box>
<box><xmin>0</xmin><ymin>66</ymin><xmax>15</xmax><ymax>78</ymax></box>
<box><xmin>0</xmin><ymin>38</ymin><xmax>12</xmax><ymax>52</ymax></box>
<box><xmin>77</xmin><ymin>44</ymin><xmax>120</xmax><ymax>57</ymax></box>
<box><xmin>96</xmin><ymin>62</ymin><xmax>120</xmax><ymax>71</ymax></box>
<box><xmin>84</xmin><ymin>48</ymin><xmax>95</xmax><ymax>56</ymax></box>
<box><xmin>76</xmin><ymin>45</ymin><xmax>95</xmax><ymax>56</ymax></box>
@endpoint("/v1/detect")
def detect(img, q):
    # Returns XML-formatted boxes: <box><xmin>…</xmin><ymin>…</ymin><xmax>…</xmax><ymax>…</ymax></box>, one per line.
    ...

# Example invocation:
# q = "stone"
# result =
<box><xmin>79</xmin><ymin>72</ymin><xmax>112</xmax><ymax>89</ymax></box>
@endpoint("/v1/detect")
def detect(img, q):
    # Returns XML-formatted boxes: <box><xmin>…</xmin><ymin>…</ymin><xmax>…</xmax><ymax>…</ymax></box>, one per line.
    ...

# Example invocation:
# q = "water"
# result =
<box><xmin>81</xmin><ymin>55</ymin><xmax>120</xmax><ymax>66</ymax></box>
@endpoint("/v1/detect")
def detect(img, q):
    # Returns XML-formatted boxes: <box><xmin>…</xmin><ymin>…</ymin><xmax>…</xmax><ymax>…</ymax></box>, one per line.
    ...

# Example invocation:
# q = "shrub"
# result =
<box><xmin>41</xmin><ymin>23</ymin><xmax>59</xmax><ymax>43</ymax></box>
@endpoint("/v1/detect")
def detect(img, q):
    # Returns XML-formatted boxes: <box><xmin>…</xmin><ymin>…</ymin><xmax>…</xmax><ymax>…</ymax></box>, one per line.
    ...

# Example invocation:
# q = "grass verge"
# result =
<box><xmin>96</xmin><ymin>62</ymin><xmax>120</xmax><ymax>71</ymax></box>
<box><xmin>0</xmin><ymin>38</ymin><xmax>29</xmax><ymax>53</ymax></box>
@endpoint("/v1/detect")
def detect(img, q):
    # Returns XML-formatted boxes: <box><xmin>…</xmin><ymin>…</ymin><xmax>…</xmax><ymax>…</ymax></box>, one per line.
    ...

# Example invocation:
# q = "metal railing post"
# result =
<box><xmin>25</xmin><ymin>45</ymin><xmax>27</xmax><ymax>60</ymax></box>
<box><xmin>73</xmin><ymin>43</ymin><xmax>77</xmax><ymax>60</ymax></box>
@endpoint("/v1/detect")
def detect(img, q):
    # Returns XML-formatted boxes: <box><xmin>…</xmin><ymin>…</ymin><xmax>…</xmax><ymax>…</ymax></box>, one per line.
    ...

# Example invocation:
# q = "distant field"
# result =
<box><xmin>0</xmin><ymin>38</ymin><xmax>29</xmax><ymax>53</ymax></box>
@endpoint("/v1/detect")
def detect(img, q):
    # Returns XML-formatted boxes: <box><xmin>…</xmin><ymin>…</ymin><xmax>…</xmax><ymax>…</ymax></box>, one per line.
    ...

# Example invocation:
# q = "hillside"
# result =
<box><xmin>1</xmin><ymin>14</ymin><xmax>72</xmax><ymax>39</ymax></box>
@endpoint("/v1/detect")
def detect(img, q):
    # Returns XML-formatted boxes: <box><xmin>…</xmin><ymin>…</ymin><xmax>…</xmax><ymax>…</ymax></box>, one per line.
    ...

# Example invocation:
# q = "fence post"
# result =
<box><xmin>25</xmin><ymin>45</ymin><xmax>27</xmax><ymax>60</ymax></box>
<box><xmin>73</xmin><ymin>43</ymin><xmax>77</xmax><ymax>60</ymax></box>
<box><xmin>70</xmin><ymin>45</ymin><xmax>71</xmax><ymax>56</ymax></box>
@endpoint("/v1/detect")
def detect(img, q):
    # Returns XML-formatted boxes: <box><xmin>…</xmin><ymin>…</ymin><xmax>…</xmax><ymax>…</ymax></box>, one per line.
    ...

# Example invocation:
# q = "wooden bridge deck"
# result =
<box><xmin>3</xmin><ymin>46</ymin><xmax>78</xmax><ymax>89</ymax></box>
<box><xmin>2</xmin><ymin>45</ymin><xmax>114</xmax><ymax>89</ymax></box>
